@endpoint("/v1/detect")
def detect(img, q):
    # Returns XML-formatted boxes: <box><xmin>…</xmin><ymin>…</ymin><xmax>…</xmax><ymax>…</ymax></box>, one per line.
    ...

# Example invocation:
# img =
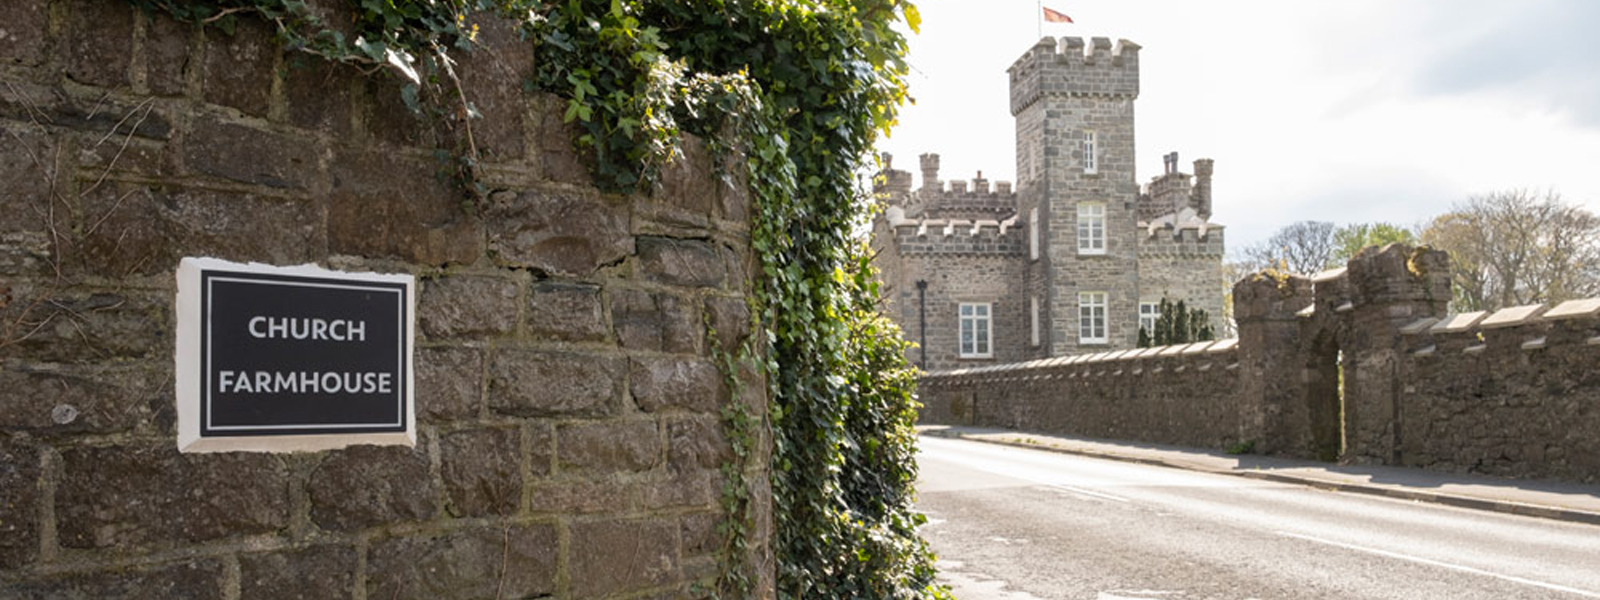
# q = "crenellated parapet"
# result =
<box><xmin>885</xmin><ymin>206</ymin><xmax>1026</xmax><ymax>257</ymax></box>
<box><xmin>1008</xmin><ymin>36</ymin><xmax>1140</xmax><ymax>115</ymax></box>
<box><xmin>1136</xmin><ymin>220</ymin><xmax>1225</xmax><ymax>258</ymax></box>
<box><xmin>1399</xmin><ymin>299</ymin><xmax>1600</xmax><ymax>361</ymax></box>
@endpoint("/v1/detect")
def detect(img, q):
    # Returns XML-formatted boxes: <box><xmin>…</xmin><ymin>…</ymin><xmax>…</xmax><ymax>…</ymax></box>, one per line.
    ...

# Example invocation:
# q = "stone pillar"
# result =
<box><xmin>1341</xmin><ymin>244</ymin><xmax>1450</xmax><ymax>464</ymax></box>
<box><xmin>1233</xmin><ymin>273</ymin><xmax>1314</xmax><ymax>455</ymax></box>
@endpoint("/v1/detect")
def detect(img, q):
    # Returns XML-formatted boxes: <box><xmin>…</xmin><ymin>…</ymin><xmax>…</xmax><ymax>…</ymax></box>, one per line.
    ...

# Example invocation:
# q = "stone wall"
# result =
<box><xmin>920</xmin><ymin>340</ymin><xmax>1246</xmax><ymax>449</ymax></box>
<box><xmin>1394</xmin><ymin>301</ymin><xmax>1600</xmax><ymax>482</ymax></box>
<box><xmin>921</xmin><ymin>243</ymin><xmax>1600</xmax><ymax>484</ymax></box>
<box><xmin>1</xmin><ymin>2</ymin><xmax>772</xmax><ymax>597</ymax></box>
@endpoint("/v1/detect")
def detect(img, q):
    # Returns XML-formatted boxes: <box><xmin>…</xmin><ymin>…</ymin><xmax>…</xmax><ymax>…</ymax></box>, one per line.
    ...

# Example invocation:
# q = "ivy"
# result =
<box><xmin>135</xmin><ymin>1</ymin><xmax>944</xmax><ymax>598</ymax></box>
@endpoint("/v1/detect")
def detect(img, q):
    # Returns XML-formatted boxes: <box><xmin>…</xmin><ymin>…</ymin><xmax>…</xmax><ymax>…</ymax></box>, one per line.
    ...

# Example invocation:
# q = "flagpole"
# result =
<box><xmin>1037</xmin><ymin>0</ymin><xmax>1042</xmax><ymax>39</ymax></box>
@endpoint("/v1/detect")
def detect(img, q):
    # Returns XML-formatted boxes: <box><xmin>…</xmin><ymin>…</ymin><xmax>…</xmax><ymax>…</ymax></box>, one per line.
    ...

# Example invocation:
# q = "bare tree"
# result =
<box><xmin>1235</xmin><ymin>220</ymin><xmax>1339</xmax><ymax>276</ymax></box>
<box><xmin>1421</xmin><ymin>189</ymin><xmax>1600</xmax><ymax>311</ymax></box>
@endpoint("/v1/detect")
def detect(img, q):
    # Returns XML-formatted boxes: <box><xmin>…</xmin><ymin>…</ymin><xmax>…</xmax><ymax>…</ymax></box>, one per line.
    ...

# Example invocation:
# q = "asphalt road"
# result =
<box><xmin>915</xmin><ymin>436</ymin><xmax>1600</xmax><ymax>600</ymax></box>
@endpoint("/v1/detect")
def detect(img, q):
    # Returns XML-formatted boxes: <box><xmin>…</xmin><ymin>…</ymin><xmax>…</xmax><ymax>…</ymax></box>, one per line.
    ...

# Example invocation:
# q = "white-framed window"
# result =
<box><xmin>1078</xmin><ymin>292</ymin><xmax>1107</xmax><ymax>344</ymax></box>
<box><xmin>1077</xmin><ymin>202</ymin><xmax>1106</xmax><ymax>255</ymax></box>
<box><xmin>1139</xmin><ymin>301</ymin><xmax>1160</xmax><ymax>337</ymax></box>
<box><xmin>1082</xmin><ymin>130</ymin><xmax>1098</xmax><ymax>174</ymax></box>
<box><xmin>959</xmin><ymin>302</ymin><xmax>992</xmax><ymax>358</ymax></box>
<box><xmin>1028</xmin><ymin>207</ymin><xmax>1040</xmax><ymax>260</ymax></box>
<box><xmin>1030</xmin><ymin>296</ymin><xmax>1040</xmax><ymax>346</ymax></box>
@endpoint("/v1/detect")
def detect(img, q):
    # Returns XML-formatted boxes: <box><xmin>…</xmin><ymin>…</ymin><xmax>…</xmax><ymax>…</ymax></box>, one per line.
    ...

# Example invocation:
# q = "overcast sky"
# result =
<box><xmin>876</xmin><ymin>0</ymin><xmax>1600</xmax><ymax>250</ymax></box>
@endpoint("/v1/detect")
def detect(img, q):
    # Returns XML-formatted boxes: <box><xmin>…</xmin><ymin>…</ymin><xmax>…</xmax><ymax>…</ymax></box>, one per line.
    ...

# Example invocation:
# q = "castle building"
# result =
<box><xmin>872</xmin><ymin>37</ymin><xmax>1225</xmax><ymax>370</ymax></box>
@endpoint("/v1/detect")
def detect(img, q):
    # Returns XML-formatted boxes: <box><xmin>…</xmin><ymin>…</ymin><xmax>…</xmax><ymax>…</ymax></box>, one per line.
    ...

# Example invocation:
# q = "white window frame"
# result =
<box><xmin>1082</xmin><ymin>130</ymin><xmax>1098</xmax><ymax>174</ymax></box>
<box><xmin>1079</xmin><ymin>292</ymin><xmax>1108</xmax><ymax>345</ymax></box>
<box><xmin>1030</xmin><ymin>296</ymin><xmax>1040</xmax><ymax>347</ymax></box>
<box><xmin>958</xmin><ymin>302</ymin><xmax>993</xmax><ymax>358</ymax></box>
<box><xmin>1077</xmin><ymin>202</ymin><xmax>1106</xmax><ymax>255</ymax></box>
<box><xmin>1028</xmin><ymin>207</ymin><xmax>1040</xmax><ymax>260</ymax></box>
<box><xmin>1139</xmin><ymin>301</ymin><xmax>1160</xmax><ymax>337</ymax></box>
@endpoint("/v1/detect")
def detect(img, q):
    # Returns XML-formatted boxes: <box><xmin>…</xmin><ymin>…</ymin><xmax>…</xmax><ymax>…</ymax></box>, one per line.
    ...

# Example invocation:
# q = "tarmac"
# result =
<box><xmin>919</xmin><ymin>425</ymin><xmax>1600</xmax><ymax>526</ymax></box>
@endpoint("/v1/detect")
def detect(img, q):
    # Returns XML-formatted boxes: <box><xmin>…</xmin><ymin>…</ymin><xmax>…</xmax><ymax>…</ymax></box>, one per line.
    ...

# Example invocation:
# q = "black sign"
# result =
<box><xmin>198</xmin><ymin>269</ymin><xmax>409</xmax><ymax>437</ymax></box>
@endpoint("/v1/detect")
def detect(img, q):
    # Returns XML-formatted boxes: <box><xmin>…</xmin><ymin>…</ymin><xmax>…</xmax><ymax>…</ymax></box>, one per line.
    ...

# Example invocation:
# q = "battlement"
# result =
<box><xmin>1397</xmin><ymin>298</ymin><xmax>1600</xmax><ymax>359</ymax></box>
<box><xmin>889</xmin><ymin>152</ymin><xmax>1018</xmax><ymax>220</ymax></box>
<box><xmin>1009</xmin><ymin>36</ymin><xmax>1141</xmax><ymax>115</ymax></box>
<box><xmin>885</xmin><ymin>206</ymin><xmax>1026</xmax><ymax>256</ymax></box>
<box><xmin>1137</xmin><ymin>220</ymin><xmax>1225</xmax><ymax>258</ymax></box>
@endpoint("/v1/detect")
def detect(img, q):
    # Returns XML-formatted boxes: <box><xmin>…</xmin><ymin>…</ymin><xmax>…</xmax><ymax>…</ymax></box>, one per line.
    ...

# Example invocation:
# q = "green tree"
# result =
<box><xmin>1139</xmin><ymin>297</ymin><xmax>1216</xmax><ymax>347</ymax></box>
<box><xmin>1421</xmin><ymin>189</ymin><xmax>1600</xmax><ymax>312</ymax></box>
<box><xmin>1331</xmin><ymin>222</ymin><xmax>1418</xmax><ymax>265</ymax></box>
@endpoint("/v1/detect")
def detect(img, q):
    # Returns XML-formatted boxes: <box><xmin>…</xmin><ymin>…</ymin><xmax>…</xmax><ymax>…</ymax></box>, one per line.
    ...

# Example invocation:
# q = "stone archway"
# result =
<box><xmin>1304</xmin><ymin>329</ymin><xmax>1344</xmax><ymax>462</ymax></box>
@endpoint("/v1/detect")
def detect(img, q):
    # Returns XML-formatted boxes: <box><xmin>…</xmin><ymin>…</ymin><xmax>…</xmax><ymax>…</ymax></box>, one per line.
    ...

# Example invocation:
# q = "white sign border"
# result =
<box><xmin>176</xmin><ymin>257</ymin><xmax>417</xmax><ymax>453</ymax></box>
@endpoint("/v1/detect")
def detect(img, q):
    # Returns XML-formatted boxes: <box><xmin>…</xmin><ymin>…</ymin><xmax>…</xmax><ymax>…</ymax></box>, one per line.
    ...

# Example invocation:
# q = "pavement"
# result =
<box><xmin>919</xmin><ymin>424</ymin><xmax>1600</xmax><ymax>526</ymax></box>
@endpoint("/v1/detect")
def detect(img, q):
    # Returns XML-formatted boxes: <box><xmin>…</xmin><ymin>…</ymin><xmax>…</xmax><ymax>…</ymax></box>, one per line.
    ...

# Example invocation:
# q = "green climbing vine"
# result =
<box><xmin>135</xmin><ymin>1</ymin><xmax>945</xmax><ymax>598</ymax></box>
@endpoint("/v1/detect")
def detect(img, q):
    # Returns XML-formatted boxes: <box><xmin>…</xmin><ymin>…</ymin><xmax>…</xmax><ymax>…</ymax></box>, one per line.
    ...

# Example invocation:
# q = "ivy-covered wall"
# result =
<box><xmin>1</xmin><ymin>3</ymin><xmax>774</xmax><ymax>598</ymax></box>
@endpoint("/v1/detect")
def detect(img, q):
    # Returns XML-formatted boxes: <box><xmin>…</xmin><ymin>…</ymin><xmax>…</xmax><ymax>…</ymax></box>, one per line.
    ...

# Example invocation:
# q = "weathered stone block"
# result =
<box><xmin>367</xmin><ymin>524</ymin><xmax>558</xmax><ymax>600</ymax></box>
<box><xmin>0</xmin><ymin>124</ymin><xmax>56</xmax><ymax>236</ymax></box>
<box><xmin>531</xmin><ymin>93</ymin><xmax>590</xmax><ymax>185</ymax></box>
<box><xmin>201</xmin><ymin>20</ymin><xmax>276</xmax><ymax>117</ymax></box>
<box><xmin>668</xmin><ymin>416</ymin><xmax>730</xmax><ymax>472</ymax></box>
<box><xmin>419</xmin><ymin>275</ymin><xmax>520</xmax><ymax>339</ymax></box>
<box><xmin>0</xmin><ymin>559</ymin><xmax>224</xmax><ymax>600</ymax></box>
<box><xmin>484</xmin><ymin>189</ymin><xmax>632</xmax><ymax>276</ymax></box>
<box><xmin>642</xmin><ymin>469</ymin><xmax>718</xmax><ymax>511</ymax></box>
<box><xmin>61</xmin><ymin>0</ymin><xmax>133</xmax><ymax>87</ymax></box>
<box><xmin>631</xmin><ymin>356</ymin><xmax>726</xmax><ymax>413</ymax></box>
<box><xmin>0</xmin><ymin>287</ymin><xmax>167</xmax><ymax>362</ymax></box>
<box><xmin>57</xmin><ymin>444</ymin><xmax>288</xmax><ymax>549</ymax></box>
<box><xmin>362</xmin><ymin>75</ymin><xmax>434</xmax><ymax>148</ymax></box>
<box><xmin>327</xmin><ymin>147</ymin><xmax>483</xmax><ymax>266</ymax></box>
<box><xmin>570</xmin><ymin>518</ymin><xmax>679</xmax><ymax>597</ymax></box>
<box><xmin>0</xmin><ymin>1</ymin><xmax>46</xmax><ymax>67</ymax></box>
<box><xmin>0</xmin><ymin>439</ymin><xmax>38</xmax><ymax>570</ymax></box>
<box><xmin>308</xmin><ymin>445</ymin><xmax>436</xmax><ymax>532</ymax></box>
<box><xmin>416</xmin><ymin>346</ymin><xmax>482</xmax><ymax>422</ymax></box>
<box><xmin>239</xmin><ymin>544</ymin><xmax>357</xmax><ymax>600</ymax></box>
<box><xmin>488</xmin><ymin>349</ymin><xmax>622</xmax><ymax>417</ymax></box>
<box><xmin>144</xmin><ymin>12</ymin><xmax>193</xmax><ymax>96</ymax></box>
<box><xmin>636</xmin><ymin>237</ymin><xmax>729</xmax><ymax>289</ymax></box>
<box><xmin>440</xmin><ymin>426</ymin><xmax>521</xmax><ymax>517</ymax></box>
<box><xmin>680</xmin><ymin>511</ymin><xmax>722</xmax><ymax>558</ymax></box>
<box><xmin>528</xmin><ymin>282</ymin><xmax>607</xmax><ymax>342</ymax></box>
<box><xmin>527</xmin><ymin>478</ymin><xmax>636</xmax><ymax>514</ymax></box>
<box><xmin>647</xmin><ymin>136</ymin><xmax>716</xmax><ymax>227</ymax></box>
<box><xmin>612</xmin><ymin>288</ymin><xmax>700</xmax><ymax>354</ymax></box>
<box><xmin>184</xmin><ymin>117</ymin><xmax>319</xmax><ymax>189</ymax></box>
<box><xmin>73</xmin><ymin>184</ymin><xmax>321</xmax><ymax>277</ymax></box>
<box><xmin>0</xmin><ymin>82</ymin><xmax>173</xmax><ymax>140</ymax></box>
<box><xmin>0</xmin><ymin>362</ymin><xmax>164</xmax><ymax>434</ymax></box>
<box><xmin>457</xmin><ymin>17</ymin><xmax>532</xmax><ymax>161</ymax></box>
<box><xmin>705</xmin><ymin>295</ymin><xmax>751</xmax><ymax>352</ymax></box>
<box><xmin>285</xmin><ymin>58</ymin><xmax>354</xmax><ymax>137</ymax></box>
<box><xmin>557</xmin><ymin>419</ymin><xmax>659</xmax><ymax>474</ymax></box>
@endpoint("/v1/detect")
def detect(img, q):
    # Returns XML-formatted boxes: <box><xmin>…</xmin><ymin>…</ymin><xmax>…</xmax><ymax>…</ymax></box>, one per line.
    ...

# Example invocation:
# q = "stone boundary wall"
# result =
<box><xmin>1394</xmin><ymin>300</ymin><xmax>1600</xmax><ymax>483</ymax></box>
<box><xmin>920</xmin><ymin>339</ymin><xmax>1246</xmax><ymax>449</ymax></box>
<box><xmin>920</xmin><ymin>243</ymin><xmax>1600</xmax><ymax>485</ymax></box>
<box><xmin>1</xmin><ymin>2</ymin><xmax>772</xmax><ymax>598</ymax></box>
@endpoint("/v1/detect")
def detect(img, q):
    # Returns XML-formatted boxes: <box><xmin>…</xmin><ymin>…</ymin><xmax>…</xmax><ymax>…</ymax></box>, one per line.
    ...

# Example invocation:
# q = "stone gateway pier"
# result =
<box><xmin>1</xmin><ymin>2</ymin><xmax>772</xmax><ymax>598</ymax></box>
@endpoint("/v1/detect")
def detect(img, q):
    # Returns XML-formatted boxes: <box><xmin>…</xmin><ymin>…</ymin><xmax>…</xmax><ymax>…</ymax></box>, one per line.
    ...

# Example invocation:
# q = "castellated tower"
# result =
<box><xmin>872</xmin><ymin>37</ymin><xmax>1224</xmax><ymax>370</ymax></box>
<box><xmin>1011</xmin><ymin>36</ymin><xmax>1144</xmax><ymax>353</ymax></box>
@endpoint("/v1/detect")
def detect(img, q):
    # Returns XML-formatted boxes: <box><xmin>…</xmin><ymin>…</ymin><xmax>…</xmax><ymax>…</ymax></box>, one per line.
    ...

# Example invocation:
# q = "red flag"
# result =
<box><xmin>1042</xmin><ymin>7</ymin><xmax>1074</xmax><ymax>23</ymax></box>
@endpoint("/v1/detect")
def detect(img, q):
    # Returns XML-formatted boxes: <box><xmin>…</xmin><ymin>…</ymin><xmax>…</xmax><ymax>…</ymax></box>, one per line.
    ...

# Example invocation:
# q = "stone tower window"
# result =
<box><xmin>959</xmin><ymin>303</ymin><xmax>993</xmax><ymax>358</ymax></box>
<box><xmin>1029</xmin><ymin>207</ymin><xmax>1040</xmax><ymax>260</ymax></box>
<box><xmin>1139</xmin><ymin>302</ymin><xmax>1160</xmax><ymax>337</ymax></box>
<box><xmin>1078</xmin><ymin>292</ymin><xmax>1108</xmax><ymax>344</ymax></box>
<box><xmin>1082</xmin><ymin>130</ymin><xmax>1098</xmax><ymax>174</ymax></box>
<box><xmin>1077</xmin><ymin>202</ymin><xmax>1106</xmax><ymax>255</ymax></box>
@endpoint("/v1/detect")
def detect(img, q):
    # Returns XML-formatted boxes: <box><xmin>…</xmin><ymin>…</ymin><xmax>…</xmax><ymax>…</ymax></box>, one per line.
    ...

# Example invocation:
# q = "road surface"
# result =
<box><xmin>915</xmin><ymin>436</ymin><xmax>1600</xmax><ymax>600</ymax></box>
